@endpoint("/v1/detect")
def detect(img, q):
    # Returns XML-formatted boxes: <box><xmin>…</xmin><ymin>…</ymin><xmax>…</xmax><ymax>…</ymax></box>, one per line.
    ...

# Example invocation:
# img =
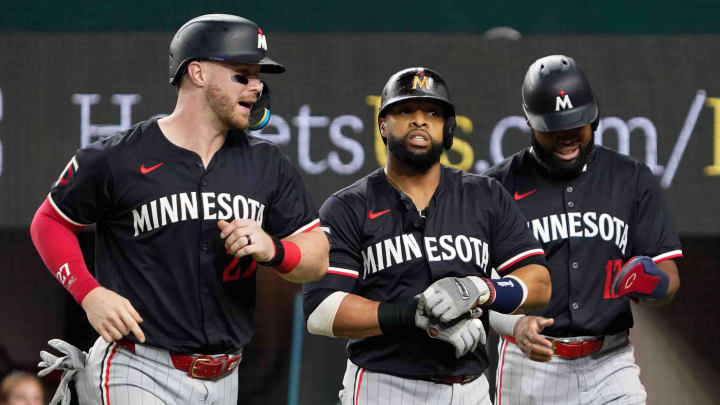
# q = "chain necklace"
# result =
<box><xmin>384</xmin><ymin>167</ymin><xmax>428</xmax><ymax>217</ymax></box>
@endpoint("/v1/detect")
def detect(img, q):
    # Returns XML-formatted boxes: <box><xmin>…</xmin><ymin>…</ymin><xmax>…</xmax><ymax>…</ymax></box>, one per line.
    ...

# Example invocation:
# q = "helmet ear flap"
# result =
<box><xmin>443</xmin><ymin>116</ymin><xmax>456</xmax><ymax>149</ymax></box>
<box><xmin>249</xmin><ymin>81</ymin><xmax>272</xmax><ymax>131</ymax></box>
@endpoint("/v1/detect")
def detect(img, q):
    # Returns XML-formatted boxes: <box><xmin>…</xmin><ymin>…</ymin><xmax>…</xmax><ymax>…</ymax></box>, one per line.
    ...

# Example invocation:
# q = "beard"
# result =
<box><xmin>530</xmin><ymin>133</ymin><xmax>595</xmax><ymax>180</ymax></box>
<box><xmin>387</xmin><ymin>131</ymin><xmax>444</xmax><ymax>174</ymax></box>
<box><xmin>206</xmin><ymin>81</ymin><xmax>248</xmax><ymax>130</ymax></box>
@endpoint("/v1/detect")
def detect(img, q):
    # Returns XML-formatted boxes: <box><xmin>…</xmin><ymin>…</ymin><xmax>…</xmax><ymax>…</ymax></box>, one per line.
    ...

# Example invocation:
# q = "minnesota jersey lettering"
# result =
<box><xmin>360</xmin><ymin>233</ymin><xmax>490</xmax><ymax>278</ymax></box>
<box><xmin>34</xmin><ymin>14</ymin><xmax>303</xmax><ymax>405</ymax></box>
<box><xmin>489</xmin><ymin>54</ymin><xmax>682</xmax><ymax>405</ymax></box>
<box><xmin>304</xmin><ymin>166</ymin><xmax>546</xmax><ymax>378</ymax></box>
<box><xmin>527</xmin><ymin>211</ymin><xmax>628</xmax><ymax>254</ymax></box>
<box><xmin>48</xmin><ymin>118</ymin><xmax>318</xmax><ymax>353</ymax></box>
<box><xmin>132</xmin><ymin>192</ymin><xmax>266</xmax><ymax>237</ymax></box>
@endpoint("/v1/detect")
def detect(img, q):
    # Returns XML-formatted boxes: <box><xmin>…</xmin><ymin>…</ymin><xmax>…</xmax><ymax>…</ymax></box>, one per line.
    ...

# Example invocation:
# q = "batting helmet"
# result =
<box><xmin>379</xmin><ymin>67</ymin><xmax>456</xmax><ymax>149</ymax></box>
<box><xmin>522</xmin><ymin>55</ymin><xmax>599</xmax><ymax>133</ymax></box>
<box><xmin>169</xmin><ymin>14</ymin><xmax>285</xmax><ymax>85</ymax></box>
<box><xmin>168</xmin><ymin>14</ymin><xmax>284</xmax><ymax>131</ymax></box>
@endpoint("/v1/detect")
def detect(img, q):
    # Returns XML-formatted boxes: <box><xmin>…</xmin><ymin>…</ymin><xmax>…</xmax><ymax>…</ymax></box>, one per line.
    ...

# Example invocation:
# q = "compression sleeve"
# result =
<box><xmin>30</xmin><ymin>197</ymin><xmax>100</xmax><ymax>304</ymax></box>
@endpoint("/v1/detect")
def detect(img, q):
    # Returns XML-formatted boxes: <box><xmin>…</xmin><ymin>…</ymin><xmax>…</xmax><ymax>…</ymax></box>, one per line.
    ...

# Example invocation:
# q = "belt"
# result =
<box><xmin>427</xmin><ymin>375</ymin><xmax>480</xmax><ymax>385</ymax></box>
<box><xmin>503</xmin><ymin>333</ymin><xmax>627</xmax><ymax>359</ymax></box>
<box><xmin>117</xmin><ymin>339</ymin><xmax>242</xmax><ymax>380</ymax></box>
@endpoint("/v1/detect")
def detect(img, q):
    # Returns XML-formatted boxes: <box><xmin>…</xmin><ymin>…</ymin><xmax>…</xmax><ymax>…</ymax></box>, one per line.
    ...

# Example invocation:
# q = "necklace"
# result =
<box><xmin>384</xmin><ymin>167</ymin><xmax>428</xmax><ymax>217</ymax></box>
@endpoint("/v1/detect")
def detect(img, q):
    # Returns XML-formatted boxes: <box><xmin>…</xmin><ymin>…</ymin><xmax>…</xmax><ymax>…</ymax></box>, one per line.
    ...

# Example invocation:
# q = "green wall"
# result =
<box><xmin>2</xmin><ymin>0</ymin><xmax>719</xmax><ymax>33</ymax></box>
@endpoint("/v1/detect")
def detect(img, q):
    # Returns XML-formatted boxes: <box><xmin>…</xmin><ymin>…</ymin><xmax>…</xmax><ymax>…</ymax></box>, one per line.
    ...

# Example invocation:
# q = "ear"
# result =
<box><xmin>378</xmin><ymin>118</ymin><xmax>388</xmax><ymax>145</ymax></box>
<box><xmin>186</xmin><ymin>61</ymin><xmax>207</xmax><ymax>87</ymax></box>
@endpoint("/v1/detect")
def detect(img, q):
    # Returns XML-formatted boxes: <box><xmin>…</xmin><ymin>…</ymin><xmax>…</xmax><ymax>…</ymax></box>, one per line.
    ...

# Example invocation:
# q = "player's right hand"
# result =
<box><xmin>512</xmin><ymin>316</ymin><xmax>554</xmax><ymax>362</ymax></box>
<box><xmin>218</xmin><ymin>219</ymin><xmax>275</xmax><ymax>262</ymax></box>
<box><xmin>81</xmin><ymin>287</ymin><xmax>145</xmax><ymax>343</ymax></box>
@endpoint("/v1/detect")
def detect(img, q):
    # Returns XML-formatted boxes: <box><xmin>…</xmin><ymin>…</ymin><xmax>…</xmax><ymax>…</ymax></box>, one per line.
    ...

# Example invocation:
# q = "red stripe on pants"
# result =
<box><xmin>354</xmin><ymin>368</ymin><xmax>365</xmax><ymax>405</ymax></box>
<box><xmin>104</xmin><ymin>343</ymin><xmax>119</xmax><ymax>405</ymax></box>
<box><xmin>497</xmin><ymin>338</ymin><xmax>509</xmax><ymax>405</ymax></box>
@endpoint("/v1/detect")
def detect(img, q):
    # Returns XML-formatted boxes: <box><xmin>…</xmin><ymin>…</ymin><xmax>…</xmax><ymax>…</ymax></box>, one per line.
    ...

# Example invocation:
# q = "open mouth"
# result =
<box><xmin>553</xmin><ymin>145</ymin><xmax>580</xmax><ymax>160</ymax></box>
<box><xmin>407</xmin><ymin>130</ymin><xmax>430</xmax><ymax>147</ymax></box>
<box><xmin>238</xmin><ymin>101</ymin><xmax>253</xmax><ymax>109</ymax></box>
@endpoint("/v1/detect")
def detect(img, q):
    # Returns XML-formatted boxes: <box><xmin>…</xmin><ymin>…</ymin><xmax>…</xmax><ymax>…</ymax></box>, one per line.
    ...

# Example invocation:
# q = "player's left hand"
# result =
<box><xmin>420</xmin><ymin>309</ymin><xmax>486</xmax><ymax>358</ymax></box>
<box><xmin>512</xmin><ymin>316</ymin><xmax>554</xmax><ymax>362</ymax></box>
<box><xmin>218</xmin><ymin>219</ymin><xmax>275</xmax><ymax>262</ymax></box>
<box><xmin>611</xmin><ymin>256</ymin><xmax>670</xmax><ymax>299</ymax></box>
<box><xmin>417</xmin><ymin>276</ymin><xmax>491</xmax><ymax>322</ymax></box>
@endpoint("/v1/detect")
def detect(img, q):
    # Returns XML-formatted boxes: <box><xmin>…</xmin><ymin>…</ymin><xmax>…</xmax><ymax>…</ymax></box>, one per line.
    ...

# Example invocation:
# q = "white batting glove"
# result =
<box><xmin>38</xmin><ymin>339</ymin><xmax>87</xmax><ymax>405</ymax></box>
<box><xmin>418</xmin><ymin>276</ymin><xmax>491</xmax><ymax>322</ymax></box>
<box><xmin>425</xmin><ymin>311</ymin><xmax>486</xmax><ymax>358</ymax></box>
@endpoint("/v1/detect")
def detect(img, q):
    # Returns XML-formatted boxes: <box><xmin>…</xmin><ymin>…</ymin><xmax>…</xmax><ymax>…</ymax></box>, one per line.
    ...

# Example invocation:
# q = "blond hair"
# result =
<box><xmin>0</xmin><ymin>372</ymin><xmax>44</xmax><ymax>404</ymax></box>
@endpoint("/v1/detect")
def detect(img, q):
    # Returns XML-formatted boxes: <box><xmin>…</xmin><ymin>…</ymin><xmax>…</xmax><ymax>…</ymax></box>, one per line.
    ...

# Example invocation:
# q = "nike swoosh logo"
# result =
<box><xmin>368</xmin><ymin>209</ymin><xmax>391</xmax><ymax>220</ymax></box>
<box><xmin>514</xmin><ymin>189</ymin><xmax>536</xmax><ymax>200</ymax></box>
<box><xmin>140</xmin><ymin>162</ymin><xmax>164</xmax><ymax>174</ymax></box>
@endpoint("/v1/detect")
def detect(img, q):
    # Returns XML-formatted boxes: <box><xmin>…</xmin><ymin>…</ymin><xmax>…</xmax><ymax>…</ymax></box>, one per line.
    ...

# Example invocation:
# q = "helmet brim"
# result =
<box><xmin>379</xmin><ymin>95</ymin><xmax>455</xmax><ymax>117</ymax></box>
<box><xmin>524</xmin><ymin>102</ymin><xmax>598</xmax><ymax>133</ymax></box>
<box><xmin>220</xmin><ymin>54</ymin><xmax>286</xmax><ymax>74</ymax></box>
<box><xmin>257</xmin><ymin>57</ymin><xmax>286</xmax><ymax>74</ymax></box>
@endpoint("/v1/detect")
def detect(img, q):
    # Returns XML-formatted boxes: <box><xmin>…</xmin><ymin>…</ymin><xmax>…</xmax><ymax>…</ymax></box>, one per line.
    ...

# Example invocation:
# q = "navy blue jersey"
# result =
<box><xmin>49</xmin><ymin>118</ymin><xmax>319</xmax><ymax>354</ymax></box>
<box><xmin>303</xmin><ymin>166</ymin><xmax>546</xmax><ymax>378</ymax></box>
<box><xmin>483</xmin><ymin>146</ymin><xmax>682</xmax><ymax>336</ymax></box>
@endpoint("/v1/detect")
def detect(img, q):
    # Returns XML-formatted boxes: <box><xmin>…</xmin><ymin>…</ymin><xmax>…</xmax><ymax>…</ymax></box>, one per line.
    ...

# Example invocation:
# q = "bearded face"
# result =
<box><xmin>530</xmin><ymin>124</ymin><xmax>595</xmax><ymax>180</ymax></box>
<box><xmin>205</xmin><ymin>79</ymin><xmax>250</xmax><ymax>130</ymax></box>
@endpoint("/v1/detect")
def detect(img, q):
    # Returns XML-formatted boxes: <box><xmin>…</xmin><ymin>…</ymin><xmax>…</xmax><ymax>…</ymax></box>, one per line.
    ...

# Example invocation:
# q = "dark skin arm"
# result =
<box><xmin>511</xmin><ymin>259</ymin><xmax>680</xmax><ymax>362</ymax></box>
<box><xmin>639</xmin><ymin>259</ymin><xmax>679</xmax><ymax>306</ymax></box>
<box><xmin>331</xmin><ymin>294</ymin><xmax>382</xmax><ymax>338</ymax></box>
<box><xmin>499</xmin><ymin>264</ymin><xmax>552</xmax><ymax>312</ymax></box>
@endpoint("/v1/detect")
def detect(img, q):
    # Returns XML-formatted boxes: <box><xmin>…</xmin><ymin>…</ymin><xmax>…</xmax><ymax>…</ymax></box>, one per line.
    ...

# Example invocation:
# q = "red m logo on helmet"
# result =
<box><xmin>555</xmin><ymin>94</ymin><xmax>573</xmax><ymax>111</ymax></box>
<box><xmin>257</xmin><ymin>29</ymin><xmax>267</xmax><ymax>50</ymax></box>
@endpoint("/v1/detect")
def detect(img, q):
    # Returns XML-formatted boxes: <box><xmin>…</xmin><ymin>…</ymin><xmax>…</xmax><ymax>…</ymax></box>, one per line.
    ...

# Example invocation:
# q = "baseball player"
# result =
<box><xmin>303</xmin><ymin>67</ymin><xmax>552</xmax><ymax>405</ymax></box>
<box><xmin>484</xmin><ymin>55</ymin><xmax>682</xmax><ymax>405</ymax></box>
<box><xmin>29</xmin><ymin>14</ymin><xmax>328</xmax><ymax>405</ymax></box>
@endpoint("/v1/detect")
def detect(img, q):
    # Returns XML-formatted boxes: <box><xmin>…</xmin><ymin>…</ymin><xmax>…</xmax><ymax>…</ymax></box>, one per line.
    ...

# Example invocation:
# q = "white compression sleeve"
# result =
<box><xmin>489</xmin><ymin>311</ymin><xmax>523</xmax><ymax>336</ymax></box>
<box><xmin>307</xmin><ymin>291</ymin><xmax>348</xmax><ymax>337</ymax></box>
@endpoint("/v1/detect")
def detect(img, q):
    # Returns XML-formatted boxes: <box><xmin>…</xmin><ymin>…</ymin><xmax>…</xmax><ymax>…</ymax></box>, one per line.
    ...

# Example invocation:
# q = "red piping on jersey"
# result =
<box><xmin>498</xmin><ymin>250</ymin><xmax>545</xmax><ymax>273</ymax></box>
<box><xmin>327</xmin><ymin>269</ymin><xmax>359</xmax><ymax>279</ymax></box>
<box><xmin>654</xmin><ymin>253</ymin><xmax>683</xmax><ymax>263</ymax></box>
<box><xmin>354</xmin><ymin>368</ymin><xmax>365</xmax><ymax>405</ymax></box>
<box><xmin>497</xmin><ymin>338</ymin><xmax>509</xmax><ymax>405</ymax></box>
<box><xmin>303</xmin><ymin>221</ymin><xmax>321</xmax><ymax>232</ymax></box>
<box><xmin>104</xmin><ymin>343</ymin><xmax>119</xmax><ymax>405</ymax></box>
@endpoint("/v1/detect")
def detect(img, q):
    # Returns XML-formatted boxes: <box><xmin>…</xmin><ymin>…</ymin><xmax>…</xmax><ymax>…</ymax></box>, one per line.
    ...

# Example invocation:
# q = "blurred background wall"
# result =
<box><xmin>1</xmin><ymin>1</ymin><xmax>719</xmax><ymax>404</ymax></box>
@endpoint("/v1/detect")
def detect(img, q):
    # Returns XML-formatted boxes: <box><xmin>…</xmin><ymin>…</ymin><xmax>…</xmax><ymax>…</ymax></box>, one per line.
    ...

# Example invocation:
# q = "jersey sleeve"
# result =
<box><xmin>302</xmin><ymin>195</ymin><xmax>362</xmax><ymax>316</ymax></box>
<box><xmin>49</xmin><ymin>141</ymin><xmax>114</xmax><ymax>225</ymax></box>
<box><xmin>630</xmin><ymin>165</ymin><xmax>683</xmax><ymax>263</ymax></box>
<box><xmin>265</xmin><ymin>152</ymin><xmax>320</xmax><ymax>238</ymax></box>
<box><xmin>487</xmin><ymin>178</ymin><xmax>546</xmax><ymax>275</ymax></box>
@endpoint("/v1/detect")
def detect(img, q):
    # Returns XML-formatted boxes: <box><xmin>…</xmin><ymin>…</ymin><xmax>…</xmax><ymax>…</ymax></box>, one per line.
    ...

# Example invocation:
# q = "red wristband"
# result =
<box><xmin>275</xmin><ymin>240</ymin><xmax>302</xmax><ymax>274</ymax></box>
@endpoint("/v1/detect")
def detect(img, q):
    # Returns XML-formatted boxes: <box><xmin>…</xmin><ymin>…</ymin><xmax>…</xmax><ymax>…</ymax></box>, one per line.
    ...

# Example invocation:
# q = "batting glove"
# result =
<box><xmin>418</xmin><ymin>276</ymin><xmax>491</xmax><ymax>322</ymax></box>
<box><xmin>421</xmin><ymin>309</ymin><xmax>486</xmax><ymax>358</ymax></box>
<box><xmin>38</xmin><ymin>339</ymin><xmax>87</xmax><ymax>405</ymax></box>
<box><xmin>612</xmin><ymin>256</ymin><xmax>670</xmax><ymax>299</ymax></box>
